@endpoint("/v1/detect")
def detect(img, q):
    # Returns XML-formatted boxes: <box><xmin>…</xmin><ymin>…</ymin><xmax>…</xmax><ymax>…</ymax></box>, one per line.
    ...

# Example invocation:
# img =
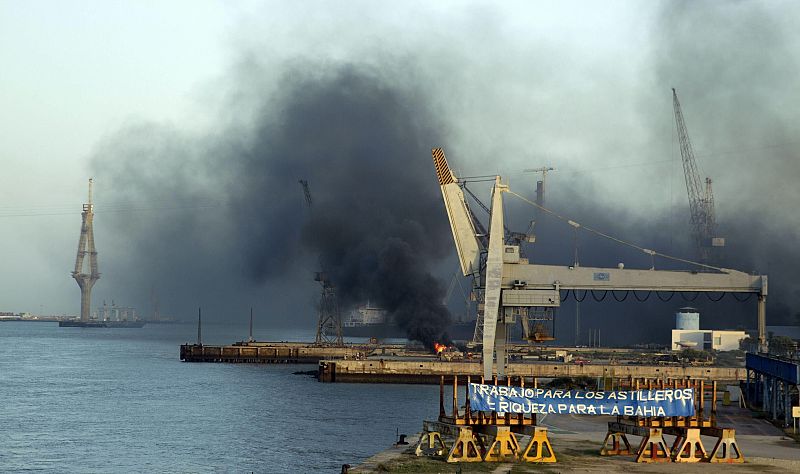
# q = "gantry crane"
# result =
<box><xmin>298</xmin><ymin>179</ymin><xmax>343</xmax><ymax>346</ymax></box>
<box><xmin>432</xmin><ymin>148</ymin><xmax>767</xmax><ymax>379</ymax></box>
<box><xmin>672</xmin><ymin>88</ymin><xmax>725</xmax><ymax>263</ymax></box>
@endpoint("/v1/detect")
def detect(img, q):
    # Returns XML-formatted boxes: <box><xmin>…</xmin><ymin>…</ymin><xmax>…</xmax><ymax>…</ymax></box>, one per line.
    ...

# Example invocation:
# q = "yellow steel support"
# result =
<box><xmin>600</xmin><ymin>431</ymin><xmax>633</xmax><ymax>456</ymax></box>
<box><xmin>415</xmin><ymin>431</ymin><xmax>446</xmax><ymax>457</ymax></box>
<box><xmin>671</xmin><ymin>428</ymin><xmax>707</xmax><ymax>463</ymax></box>
<box><xmin>482</xmin><ymin>427</ymin><xmax>520</xmax><ymax>462</ymax></box>
<box><xmin>635</xmin><ymin>428</ymin><xmax>671</xmax><ymax>463</ymax></box>
<box><xmin>520</xmin><ymin>427</ymin><xmax>557</xmax><ymax>463</ymax></box>
<box><xmin>445</xmin><ymin>428</ymin><xmax>484</xmax><ymax>463</ymax></box>
<box><xmin>707</xmin><ymin>428</ymin><xmax>745</xmax><ymax>463</ymax></box>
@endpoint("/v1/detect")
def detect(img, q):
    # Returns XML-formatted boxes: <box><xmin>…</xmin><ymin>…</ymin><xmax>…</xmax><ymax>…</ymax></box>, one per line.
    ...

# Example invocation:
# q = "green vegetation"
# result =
<box><xmin>369</xmin><ymin>455</ymin><xmax>496</xmax><ymax>472</ymax></box>
<box><xmin>739</xmin><ymin>336</ymin><xmax>757</xmax><ymax>352</ymax></box>
<box><xmin>678</xmin><ymin>348</ymin><xmax>714</xmax><ymax>364</ymax></box>
<box><xmin>768</xmin><ymin>335</ymin><xmax>797</xmax><ymax>358</ymax></box>
<box><xmin>714</xmin><ymin>349</ymin><xmax>745</xmax><ymax>367</ymax></box>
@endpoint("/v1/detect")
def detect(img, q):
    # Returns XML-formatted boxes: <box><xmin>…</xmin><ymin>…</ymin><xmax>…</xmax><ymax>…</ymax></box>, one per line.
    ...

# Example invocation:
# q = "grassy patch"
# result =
<box><xmin>373</xmin><ymin>454</ymin><xmax>498</xmax><ymax>473</ymax></box>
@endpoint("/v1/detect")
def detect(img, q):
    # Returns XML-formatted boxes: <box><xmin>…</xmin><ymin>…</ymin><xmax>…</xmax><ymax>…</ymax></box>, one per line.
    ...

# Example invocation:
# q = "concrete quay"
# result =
<box><xmin>179</xmin><ymin>342</ymin><xmax>374</xmax><ymax>363</ymax></box>
<box><xmin>318</xmin><ymin>359</ymin><xmax>746</xmax><ymax>383</ymax></box>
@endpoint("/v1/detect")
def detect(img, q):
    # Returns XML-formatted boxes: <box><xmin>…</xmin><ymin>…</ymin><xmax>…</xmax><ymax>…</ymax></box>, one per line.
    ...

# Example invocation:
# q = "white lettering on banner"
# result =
<box><xmin>468</xmin><ymin>383</ymin><xmax>695</xmax><ymax>417</ymax></box>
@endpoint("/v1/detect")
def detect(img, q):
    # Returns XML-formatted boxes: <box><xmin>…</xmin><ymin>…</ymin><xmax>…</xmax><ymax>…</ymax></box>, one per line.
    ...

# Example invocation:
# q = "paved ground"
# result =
<box><xmin>535</xmin><ymin>404</ymin><xmax>799</xmax><ymax>460</ymax></box>
<box><xmin>351</xmin><ymin>404</ymin><xmax>800</xmax><ymax>473</ymax></box>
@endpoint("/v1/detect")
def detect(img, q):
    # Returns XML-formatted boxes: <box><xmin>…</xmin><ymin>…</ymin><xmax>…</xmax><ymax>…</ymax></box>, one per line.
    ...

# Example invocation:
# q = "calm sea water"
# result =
<box><xmin>0</xmin><ymin>322</ymin><xmax>440</xmax><ymax>473</ymax></box>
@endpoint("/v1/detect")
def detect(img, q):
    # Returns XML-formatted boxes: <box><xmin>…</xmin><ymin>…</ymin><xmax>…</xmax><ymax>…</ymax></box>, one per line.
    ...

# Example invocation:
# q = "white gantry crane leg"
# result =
<box><xmin>482</xmin><ymin>176</ymin><xmax>509</xmax><ymax>380</ymax></box>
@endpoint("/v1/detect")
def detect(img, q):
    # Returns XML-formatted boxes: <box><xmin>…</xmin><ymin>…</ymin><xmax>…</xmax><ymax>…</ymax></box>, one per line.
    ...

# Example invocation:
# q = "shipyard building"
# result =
<box><xmin>670</xmin><ymin>307</ymin><xmax>747</xmax><ymax>351</ymax></box>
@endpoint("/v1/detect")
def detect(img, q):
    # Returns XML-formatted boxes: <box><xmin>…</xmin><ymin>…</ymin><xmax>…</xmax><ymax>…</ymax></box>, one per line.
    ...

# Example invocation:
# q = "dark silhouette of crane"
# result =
<box><xmin>298</xmin><ymin>180</ymin><xmax>343</xmax><ymax>346</ymax></box>
<box><xmin>672</xmin><ymin>88</ymin><xmax>724</xmax><ymax>264</ymax></box>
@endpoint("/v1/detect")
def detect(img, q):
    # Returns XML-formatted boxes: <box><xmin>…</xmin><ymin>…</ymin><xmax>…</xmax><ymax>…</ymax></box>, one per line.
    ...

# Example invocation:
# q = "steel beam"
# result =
<box><xmin>482</xmin><ymin>177</ymin><xmax>507</xmax><ymax>380</ymax></box>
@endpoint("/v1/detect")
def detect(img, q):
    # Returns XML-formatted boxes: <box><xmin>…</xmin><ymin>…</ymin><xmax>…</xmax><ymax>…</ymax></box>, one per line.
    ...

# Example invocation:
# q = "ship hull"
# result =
<box><xmin>59</xmin><ymin>320</ymin><xmax>146</xmax><ymax>328</ymax></box>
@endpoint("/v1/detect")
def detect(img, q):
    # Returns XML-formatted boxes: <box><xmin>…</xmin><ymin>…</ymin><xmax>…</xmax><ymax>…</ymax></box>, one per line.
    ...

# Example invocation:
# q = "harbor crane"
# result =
<box><xmin>298</xmin><ymin>179</ymin><xmax>344</xmax><ymax>346</ymax></box>
<box><xmin>432</xmin><ymin>148</ymin><xmax>768</xmax><ymax>380</ymax></box>
<box><xmin>672</xmin><ymin>88</ymin><xmax>724</xmax><ymax>263</ymax></box>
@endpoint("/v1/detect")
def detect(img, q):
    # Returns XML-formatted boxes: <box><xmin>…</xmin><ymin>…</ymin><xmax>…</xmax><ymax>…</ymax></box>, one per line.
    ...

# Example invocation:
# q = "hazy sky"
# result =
<box><xmin>1</xmin><ymin>1</ymin><xmax>798</xmax><ymax>332</ymax></box>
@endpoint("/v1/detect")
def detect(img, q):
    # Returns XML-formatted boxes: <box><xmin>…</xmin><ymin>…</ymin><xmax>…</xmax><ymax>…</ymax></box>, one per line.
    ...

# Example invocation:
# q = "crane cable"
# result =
<box><xmin>505</xmin><ymin>190</ymin><xmax>725</xmax><ymax>273</ymax></box>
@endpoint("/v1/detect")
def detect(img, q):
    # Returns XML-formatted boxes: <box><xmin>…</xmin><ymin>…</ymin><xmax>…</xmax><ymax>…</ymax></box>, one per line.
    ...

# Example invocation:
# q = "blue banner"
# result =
<box><xmin>468</xmin><ymin>383</ymin><xmax>695</xmax><ymax>417</ymax></box>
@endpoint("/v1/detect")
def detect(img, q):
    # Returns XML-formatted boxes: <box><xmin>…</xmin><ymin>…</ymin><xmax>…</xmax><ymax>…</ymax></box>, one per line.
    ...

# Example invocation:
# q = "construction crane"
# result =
<box><xmin>443</xmin><ymin>269</ymin><xmax>472</xmax><ymax>324</ymax></box>
<box><xmin>432</xmin><ymin>148</ymin><xmax>767</xmax><ymax>379</ymax></box>
<box><xmin>522</xmin><ymin>166</ymin><xmax>555</xmax><ymax>206</ymax></box>
<box><xmin>298</xmin><ymin>180</ymin><xmax>343</xmax><ymax>346</ymax></box>
<box><xmin>672</xmin><ymin>88</ymin><xmax>725</xmax><ymax>263</ymax></box>
<box><xmin>299</xmin><ymin>179</ymin><xmax>313</xmax><ymax>207</ymax></box>
<box><xmin>521</xmin><ymin>166</ymin><xmax>557</xmax><ymax>342</ymax></box>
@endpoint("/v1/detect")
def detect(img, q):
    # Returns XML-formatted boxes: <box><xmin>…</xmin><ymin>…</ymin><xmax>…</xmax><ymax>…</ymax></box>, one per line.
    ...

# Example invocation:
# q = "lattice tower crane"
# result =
<box><xmin>298</xmin><ymin>179</ymin><xmax>344</xmax><ymax>346</ymax></box>
<box><xmin>443</xmin><ymin>269</ymin><xmax>472</xmax><ymax>324</ymax></box>
<box><xmin>672</xmin><ymin>88</ymin><xmax>724</xmax><ymax>264</ymax></box>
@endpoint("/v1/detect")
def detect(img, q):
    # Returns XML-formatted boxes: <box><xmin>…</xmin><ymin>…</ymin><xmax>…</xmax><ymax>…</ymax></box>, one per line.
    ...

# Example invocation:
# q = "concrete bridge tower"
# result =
<box><xmin>72</xmin><ymin>179</ymin><xmax>100</xmax><ymax>322</ymax></box>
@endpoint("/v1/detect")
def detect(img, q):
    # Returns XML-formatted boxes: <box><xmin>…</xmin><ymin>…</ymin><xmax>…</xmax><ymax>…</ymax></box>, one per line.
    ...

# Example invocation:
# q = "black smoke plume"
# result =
<box><xmin>92</xmin><ymin>62</ymin><xmax>454</xmax><ymax>346</ymax></box>
<box><xmin>90</xmin><ymin>2</ymin><xmax>800</xmax><ymax>348</ymax></box>
<box><xmin>505</xmin><ymin>1</ymin><xmax>800</xmax><ymax>345</ymax></box>
<box><xmin>646</xmin><ymin>0</ymin><xmax>800</xmax><ymax>329</ymax></box>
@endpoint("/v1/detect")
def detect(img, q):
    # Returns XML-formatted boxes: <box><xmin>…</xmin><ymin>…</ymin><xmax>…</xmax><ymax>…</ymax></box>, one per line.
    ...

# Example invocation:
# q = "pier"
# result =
<box><xmin>180</xmin><ymin>342</ymin><xmax>361</xmax><ymax>363</ymax></box>
<box><xmin>317</xmin><ymin>359</ymin><xmax>747</xmax><ymax>384</ymax></box>
<box><xmin>179</xmin><ymin>342</ymin><xmax>403</xmax><ymax>364</ymax></box>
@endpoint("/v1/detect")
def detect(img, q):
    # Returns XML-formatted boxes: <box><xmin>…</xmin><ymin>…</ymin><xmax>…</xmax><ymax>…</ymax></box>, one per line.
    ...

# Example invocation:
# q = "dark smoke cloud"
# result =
<box><xmin>89</xmin><ymin>2</ymin><xmax>800</xmax><ymax>348</ymax></box>
<box><xmin>525</xmin><ymin>0</ymin><xmax>800</xmax><ymax>344</ymax></box>
<box><xmin>647</xmin><ymin>0</ymin><xmax>800</xmax><ymax>327</ymax></box>
<box><xmin>487</xmin><ymin>1</ymin><xmax>800</xmax><ymax>346</ymax></box>
<box><xmin>92</xmin><ymin>62</ymin><xmax>454</xmax><ymax>346</ymax></box>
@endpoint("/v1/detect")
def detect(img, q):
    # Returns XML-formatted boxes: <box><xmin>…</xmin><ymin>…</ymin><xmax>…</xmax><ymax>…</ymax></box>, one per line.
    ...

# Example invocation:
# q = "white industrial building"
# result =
<box><xmin>670</xmin><ymin>307</ymin><xmax>747</xmax><ymax>351</ymax></box>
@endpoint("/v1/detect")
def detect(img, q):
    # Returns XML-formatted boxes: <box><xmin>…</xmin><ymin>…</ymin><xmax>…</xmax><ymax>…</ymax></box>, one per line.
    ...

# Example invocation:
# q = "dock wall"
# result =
<box><xmin>180</xmin><ymin>343</ymin><xmax>362</xmax><ymax>363</ymax></box>
<box><xmin>318</xmin><ymin>360</ymin><xmax>746</xmax><ymax>383</ymax></box>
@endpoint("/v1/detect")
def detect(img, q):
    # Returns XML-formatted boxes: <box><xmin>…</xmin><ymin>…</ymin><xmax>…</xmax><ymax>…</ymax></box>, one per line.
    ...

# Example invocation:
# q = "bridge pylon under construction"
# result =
<box><xmin>72</xmin><ymin>178</ymin><xmax>100</xmax><ymax>322</ymax></box>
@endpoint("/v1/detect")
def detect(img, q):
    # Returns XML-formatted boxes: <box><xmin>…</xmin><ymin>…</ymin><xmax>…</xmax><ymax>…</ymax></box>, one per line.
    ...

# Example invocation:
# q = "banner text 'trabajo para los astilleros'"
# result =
<box><xmin>468</xmin><ymin>383</ymin><xmax>695</xmax><ymax>417</ymax></box>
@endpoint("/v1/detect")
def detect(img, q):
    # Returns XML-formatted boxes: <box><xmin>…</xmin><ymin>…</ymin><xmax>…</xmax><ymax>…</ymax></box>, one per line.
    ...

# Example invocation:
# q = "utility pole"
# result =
<box><xmin>248</xmin><ymin>307</ymin><xmax>254</xmax><ymax>343</ymax></box>
<box><xmin>197</xmin><ymin>307</ymin><xmax>202</xmax><ymax>346</ymax></box>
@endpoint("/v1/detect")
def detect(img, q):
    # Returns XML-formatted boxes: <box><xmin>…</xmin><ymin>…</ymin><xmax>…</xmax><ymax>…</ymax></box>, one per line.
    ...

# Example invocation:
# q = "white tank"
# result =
<box><xmin>675</xmin><ymin>307</ymin><xmax>700</xmax><ymax>330</ymax></box>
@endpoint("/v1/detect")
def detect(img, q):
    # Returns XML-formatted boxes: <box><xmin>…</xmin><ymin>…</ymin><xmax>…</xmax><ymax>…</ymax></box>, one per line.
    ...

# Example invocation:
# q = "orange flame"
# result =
<box><xmin>434</xmin><ymin>342</ymin><xmax>446</xmax><ymax>354</ymax></box>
